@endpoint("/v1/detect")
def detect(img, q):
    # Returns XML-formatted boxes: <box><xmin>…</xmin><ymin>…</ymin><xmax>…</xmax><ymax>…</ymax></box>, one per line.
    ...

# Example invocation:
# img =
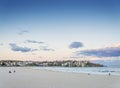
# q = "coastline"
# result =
<box><xmin>0</xmin><ymin>67</ymin><xmax>120</xmax><ymax>88</ymax></box>
<box><xmin>34</xmin><ymin>66</ymin><xmax>120</xmax><ymax>76</ymax></box>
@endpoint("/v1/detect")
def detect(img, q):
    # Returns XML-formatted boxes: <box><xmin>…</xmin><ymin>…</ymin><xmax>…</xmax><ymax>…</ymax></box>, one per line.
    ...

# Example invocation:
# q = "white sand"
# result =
<box><xmin>0</xmin><ymin>67</ymin><xmax>120</xmax><ymax>88</ymax></box>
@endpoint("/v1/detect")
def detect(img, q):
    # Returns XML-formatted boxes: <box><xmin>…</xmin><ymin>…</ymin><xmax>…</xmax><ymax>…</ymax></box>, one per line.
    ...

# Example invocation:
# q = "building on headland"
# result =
<box><xmin>0</xmin><ymin>60</ymin><xmax>104</xmax><ymax>67</ymax></box>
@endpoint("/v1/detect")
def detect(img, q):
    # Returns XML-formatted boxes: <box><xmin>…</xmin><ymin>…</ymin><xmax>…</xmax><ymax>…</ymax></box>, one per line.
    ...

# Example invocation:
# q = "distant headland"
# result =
<box><xmin>0</xmin><ymin>60</ymin><xmax>104</xmax><ymax>67</ymax></box>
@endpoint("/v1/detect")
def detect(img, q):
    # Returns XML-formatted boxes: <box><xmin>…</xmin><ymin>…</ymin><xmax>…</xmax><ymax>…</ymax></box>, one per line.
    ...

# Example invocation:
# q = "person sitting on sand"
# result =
<box><xmin>9</xmin><ymin>71</ymin><xmax>11</xmax><ymax>73</ymax></box>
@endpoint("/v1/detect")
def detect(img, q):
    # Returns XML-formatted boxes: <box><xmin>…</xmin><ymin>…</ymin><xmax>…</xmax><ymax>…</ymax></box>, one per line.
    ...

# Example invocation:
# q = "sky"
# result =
<box><xmin>0</xmin><ymin>0</ymin><xmax>120</xmax><ymax>62</ymax></box>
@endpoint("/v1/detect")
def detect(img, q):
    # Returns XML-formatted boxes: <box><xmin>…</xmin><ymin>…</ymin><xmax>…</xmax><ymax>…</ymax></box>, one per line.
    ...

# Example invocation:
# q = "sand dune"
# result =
<box><xmin>0</xmin><ymin>67</ymin><xmax>120</xmax><ymax>88</ymax></box>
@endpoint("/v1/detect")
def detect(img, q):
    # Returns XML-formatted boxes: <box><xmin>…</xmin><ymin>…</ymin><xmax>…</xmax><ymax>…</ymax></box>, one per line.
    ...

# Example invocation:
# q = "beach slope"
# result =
<box><xmin>0</xmin><ymin>67</ymin><xmax>120</xmax><ymax>88</ymax></box>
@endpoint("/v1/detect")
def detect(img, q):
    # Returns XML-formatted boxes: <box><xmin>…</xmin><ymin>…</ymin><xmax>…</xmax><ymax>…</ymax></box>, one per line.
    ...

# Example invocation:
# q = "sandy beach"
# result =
<box><xmin>0</xmin><ymin>67</ymin><xmax>120</xmax><ymax>88</ymax></box>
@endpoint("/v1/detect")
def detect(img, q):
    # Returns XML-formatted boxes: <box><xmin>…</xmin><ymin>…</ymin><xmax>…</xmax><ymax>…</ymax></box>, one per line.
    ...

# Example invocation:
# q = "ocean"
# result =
<box><xmin>34</xmin><ymin>67</ymin><xmax>120</xmax><ymax>75</ymax></box>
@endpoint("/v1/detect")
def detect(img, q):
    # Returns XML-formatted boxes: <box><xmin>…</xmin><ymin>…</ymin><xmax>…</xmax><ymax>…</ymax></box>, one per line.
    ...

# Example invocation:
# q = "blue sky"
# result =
<box><xmin>0</xmin><ymin>0</ymin><xmax>120</xmax><ymax>61</ymax></box>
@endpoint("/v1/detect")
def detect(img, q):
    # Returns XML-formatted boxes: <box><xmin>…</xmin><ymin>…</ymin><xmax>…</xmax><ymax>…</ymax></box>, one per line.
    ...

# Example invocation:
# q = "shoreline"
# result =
<box><xmin>33</xmin><ymin>66</ymin><xmax>120</xmax><ymax>76</ymax></box>
<box><xmin>1</xmin><ymin>66</ymin><xmax>120</xmax><ymax>75</ymax></box>
<box><xmin>1</xmin><ymin>66</ymin><xmax>120</xmax><ymax>76</ymax></box>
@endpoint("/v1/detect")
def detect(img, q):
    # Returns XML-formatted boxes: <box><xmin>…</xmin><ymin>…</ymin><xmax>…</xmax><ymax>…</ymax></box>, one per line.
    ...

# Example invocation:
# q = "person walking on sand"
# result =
<box><xmin>13</xmin><ymin>70</ymin><xmax>16</xmax><ymax>73</ymax></box>
<box><xmin>88</xmin><ymin>73</ymin><xmax>90</xmax><ymax>75</ymax></box>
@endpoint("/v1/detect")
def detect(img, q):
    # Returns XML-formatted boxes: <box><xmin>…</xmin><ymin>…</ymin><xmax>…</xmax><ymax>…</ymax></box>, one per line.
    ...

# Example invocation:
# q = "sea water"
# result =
<box><xmin>34</xmin><ymin>67</ymin><xmax>120</xmax><ymax>75</ymax></box>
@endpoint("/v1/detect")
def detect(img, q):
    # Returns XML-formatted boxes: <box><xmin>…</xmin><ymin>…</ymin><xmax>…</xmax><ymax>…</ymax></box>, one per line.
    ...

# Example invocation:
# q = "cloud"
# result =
<box><xmin>69</xmin><ymin>42</ymin><xmax>83</xmax><ymax>49</ymax></box>
<box><xmin>40</xmin><ymin>46</ymin><xmax>55</xmax><ymax>51</ymax></box>
<box><xmin>31</xmin><ymin>49</ymin><xmax>39</xmax><ymax>52</ymax></box>
<box><xmin>26</xmin><ymin>40</ymin><xmax>44</xmax><ymax>44</ymax></box>
<box><xmin>18</xmin><ymin>30</ymin><xmax>29</xmax><ymax>35</ymax></box>
<box><xmin>0</xmin><ymin>43</ymin><xmax>3</xmax><ymax>46</ymax></box>
<box><xmin>41</xmin><ymin>48</ymin><xmax>55</xmax><ymax>51</ymax></box>
<box><xmin>9</xmin><ymin>43</ymin><xmax>31</xmax><ymax>52</ymax></box>
<box><xmin>76</xmin><ymin>46</ymin><xmax>120</xmax><ymax>57</ymax></box>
